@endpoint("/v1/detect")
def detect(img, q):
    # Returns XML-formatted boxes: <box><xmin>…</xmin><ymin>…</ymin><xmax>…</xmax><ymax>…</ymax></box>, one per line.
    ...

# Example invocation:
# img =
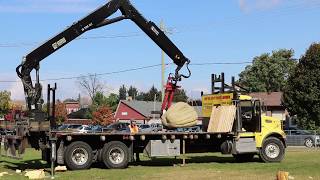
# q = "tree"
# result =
<box><xmin>238</xmin><ymin>49</ymin><xmax>296</xmax><ymax>92</ymax></box>
<box><xmin>106</xmin><ymin>93</ymin><xmax>119</xmax><ymax>112</ymax></box>
<box><xmin>78</xmin><ymin>74</ymin><xmax>104</xmax><ymax>101</ymax></box>
<box><xmin>127</xmin><ymin>86</ymin><xmax>138</xmax><ymax>99</ymax></box>
<box><xmin>135</xmin><ymin>86</ymin><xmax>162</xmax><ymax>101</ymax></box>
<box><xmin>63</xmin><ymin>98</ymin><xmax>77</xmax><ymax>103</ymax></box>
<box><xmin>92</xmin><ymin>105</ymin><xmax>114</xmax><ymax>126</ymax></box>
<box><xmin>0</xmin><ymin>91</ymin><xmax>11</xmax><ymax>117</ymax></box>
<box><xmin>119</xmin><ymin>85</ymin><xmax>127</xmax><ymax>100</ymax></box>
<box><xmin>55</xmin><ymin>100</ymin><xmax>67</xmax><ymax>124</ymax></box>
<box><xmin>92</xmin><ymin>92</ymin><xmax>108</xmax><ymax>107</ymax></box>
<box><xmin>136</xmin><ymin>92</ymin><xmax>147</xmax><ymax>101</ymax></box>
<box><xmin>283</xmin><ymin>43</ymin><xmax>320</xmax><ymax>129</ymax></box>
<box><xmin>173</xmin><ymin>89</ymin><xmax>188</xmax><ymax>102</ymax></box>
<box><xmin>68</xmin><ymin>108</ymin><xmax>92</xmax><ymax>119</ymax></box>
<box><xmin>144</xmin><ymin>85</ymin><xmax>161</xmax><ymax>101</ymax></box>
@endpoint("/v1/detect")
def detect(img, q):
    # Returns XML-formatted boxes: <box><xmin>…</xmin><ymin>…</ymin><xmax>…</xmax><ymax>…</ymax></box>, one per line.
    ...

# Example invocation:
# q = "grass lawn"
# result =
<box><xmin>0</xmin><ymin>147</ymin><xmax>319</xmax><ymax>180</ymax></box>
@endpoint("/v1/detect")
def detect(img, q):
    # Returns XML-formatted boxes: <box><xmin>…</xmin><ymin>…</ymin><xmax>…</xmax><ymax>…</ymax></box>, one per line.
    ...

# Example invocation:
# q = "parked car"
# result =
<box><xmin>150</xmin><ymin>123</ymin><xmax>164</xmax><ymax>132</ymax></box>
<box><xmin>167</xmin><ymin>125</ymin><xmax>202</xmax><ymax>133</ymax></box>
<box><xmin>285</xmin><ymin>127</ymin><xmax>320</xmax><ymax>147</ymax></box>
<box><xmin>75</xmin><ymin>125</ymin><xmax>93</xmax><ymax>133</ymax></box>
<box><xmin>91</xmin><ymin>125</ymin><xmax>103</xmax><ymax>133</ymax></box>
<box><xmin>57</xmin><ymin>124</ymin><xmax>82</xmax><ymax>131</ymax></box>
<box><xmin>103</xmin><ymin>122</ymin><xmax>130</xmax><ymax>133</ymax></box>
<box><xmin>138</xmin><ymin>124</ymin><xmax>161</xmax><ymax>133</ymax></box>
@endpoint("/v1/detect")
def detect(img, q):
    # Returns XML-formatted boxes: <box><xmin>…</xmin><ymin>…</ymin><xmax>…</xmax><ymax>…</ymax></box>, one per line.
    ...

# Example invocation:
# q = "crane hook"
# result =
<box><xmin>174</xmin><ymin>59</ymin><xmax>191</xmax><ymax>81</ymax></box>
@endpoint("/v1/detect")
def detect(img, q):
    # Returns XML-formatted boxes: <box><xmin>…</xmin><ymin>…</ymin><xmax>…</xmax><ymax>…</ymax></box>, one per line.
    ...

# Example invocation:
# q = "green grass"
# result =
<box><xmin>1</xmin><ymin>147</ymin><xmax>320</xmax><ymax>180</ymax></box>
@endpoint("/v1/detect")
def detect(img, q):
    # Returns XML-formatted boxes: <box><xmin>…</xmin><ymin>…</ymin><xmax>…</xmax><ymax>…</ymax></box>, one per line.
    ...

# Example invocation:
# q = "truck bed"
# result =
<box><xmin>50</xmin><ymin>130</ymin><xmax>235</xmax><ymax>140</ymax></box>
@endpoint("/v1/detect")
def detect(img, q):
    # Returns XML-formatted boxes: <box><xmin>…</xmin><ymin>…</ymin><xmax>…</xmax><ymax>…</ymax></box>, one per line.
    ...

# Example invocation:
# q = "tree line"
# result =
<box><xmin>238</xmin><ymin>43</ymin><xmax>320</xmax><ymax>130</ymax></box>
<box><xmin>1</xmin><ymin>43</ymin><xmax>320</xmax><ymax>129</ymax></box>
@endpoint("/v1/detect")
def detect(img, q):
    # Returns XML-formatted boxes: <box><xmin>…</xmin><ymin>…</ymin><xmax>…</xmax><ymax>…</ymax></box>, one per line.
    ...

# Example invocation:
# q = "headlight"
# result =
<box><xmin>315</xmin><ymin>136</ymin><xmax>320</xmax><ymax>140</ymax></box>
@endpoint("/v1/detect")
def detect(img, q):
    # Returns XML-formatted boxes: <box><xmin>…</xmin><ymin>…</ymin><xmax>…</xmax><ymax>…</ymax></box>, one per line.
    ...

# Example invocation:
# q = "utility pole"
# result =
<box><xmin>160</xmin><ymin>20</ymin><xmax>165</xmax><ymax>102</ymax></box>
<box><xmin>160</xmin><ymin>20</ymin><xmax>173</xmax><ymax>101</ymax></box>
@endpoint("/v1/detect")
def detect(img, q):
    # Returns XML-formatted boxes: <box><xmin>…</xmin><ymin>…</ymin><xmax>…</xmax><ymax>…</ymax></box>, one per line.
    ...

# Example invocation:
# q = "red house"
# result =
<box><xmin>65</xmin><ymin>101</ymin><xmax>80</xmax><ymax>115</ymax></box>
<box><xmin>114</xmin><ymin>100</ymin><xmax>162</xmax><ymax>124</ymax></box>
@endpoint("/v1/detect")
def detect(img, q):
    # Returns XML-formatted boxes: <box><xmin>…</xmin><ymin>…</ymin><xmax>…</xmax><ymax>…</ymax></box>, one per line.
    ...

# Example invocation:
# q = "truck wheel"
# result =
<box><xmin>65</xmin><ymin>141</ymin><xmax>93</xmax><ymax>170</ymax></box>
<box><xmin>233</xmin><ymin>153</ymin><xmax>255</xmax><ymax>162</ymax></box>
<box><xmin>304</xmin><ymin>138</ymin><xmax>314</xmax><ymax>148</ymax></box>
<box><xmin>260</xmin><ymin>137</ymin><xmax>285</xmax><ymax>163</ymax></box>
<box><xmin>102</xmin><ymin>141</ymin><xmax>129</xmax><ymax>169</ymax></box>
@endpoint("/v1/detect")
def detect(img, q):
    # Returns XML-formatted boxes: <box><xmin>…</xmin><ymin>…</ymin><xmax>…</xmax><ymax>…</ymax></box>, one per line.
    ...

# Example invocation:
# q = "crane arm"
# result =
<box><xmin>16</xmin><ymin>0</ymin><xmax>190</xmax><ymax>111</ymax></box>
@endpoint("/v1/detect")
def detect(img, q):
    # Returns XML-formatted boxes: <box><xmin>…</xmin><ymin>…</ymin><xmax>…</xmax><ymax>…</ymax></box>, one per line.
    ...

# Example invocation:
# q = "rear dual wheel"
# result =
<box><xmin>101</xmin><ymin>141</ymin><xmax>129</xmax><ymax>169</ymax></box>
<box><xmin>65</xmin><ymin>141</ymin><xmax>93</xmax><ymax>170</ymax></box>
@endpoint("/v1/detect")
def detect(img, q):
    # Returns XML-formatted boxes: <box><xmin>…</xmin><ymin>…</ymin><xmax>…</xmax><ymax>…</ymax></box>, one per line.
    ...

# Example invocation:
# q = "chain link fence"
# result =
<box><xmin>285</xmin><ymin>129</ymin><xmax>320</xmax><ymax>148</ymax></box>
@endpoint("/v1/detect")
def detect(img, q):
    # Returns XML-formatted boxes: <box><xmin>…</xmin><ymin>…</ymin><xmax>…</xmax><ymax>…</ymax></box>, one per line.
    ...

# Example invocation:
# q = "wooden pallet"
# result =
<box><xmin>207</xmin><ymin>105</ymin><xmax>236</xmax><ymax>133</ymax></box>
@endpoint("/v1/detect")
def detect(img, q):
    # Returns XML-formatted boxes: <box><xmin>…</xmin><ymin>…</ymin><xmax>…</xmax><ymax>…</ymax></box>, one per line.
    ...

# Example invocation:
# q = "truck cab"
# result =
<box><xmin>237</xmin><ymin>95</ymin><xmax>286</xmax><ymax>162</ymax></box>
<box><xmin>202</xmin><ymin>73</ymin><xmax>286</xmax><ymax>162</ymax></box>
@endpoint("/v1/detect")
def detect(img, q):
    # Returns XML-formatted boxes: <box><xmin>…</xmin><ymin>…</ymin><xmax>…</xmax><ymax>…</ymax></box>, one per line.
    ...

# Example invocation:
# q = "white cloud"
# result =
<box><xmin>0</xmin><ymin>0</ymin><xmax>97</xmax><ymax>13</ymax></box>
<box><xmin>238</xmin><ymin>0</ymin><xmax>283</xmax><ymax>12</ymax></box>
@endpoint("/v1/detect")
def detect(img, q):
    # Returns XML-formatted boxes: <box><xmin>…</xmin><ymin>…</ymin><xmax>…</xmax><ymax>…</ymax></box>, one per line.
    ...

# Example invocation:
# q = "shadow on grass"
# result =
<box><xmin>1</xmin><ymin>159</ymin><xmax>49</xmax><ymax>171</ymax></box>
<box><xmin>131</xmin><ymin>155</ymin><xmax>261</xmax><ymax>167</ymax></box>
<box><xmin>1</xmin><ymin>155</ymin><xmax>261</xmax><ymax>170</ymax></box>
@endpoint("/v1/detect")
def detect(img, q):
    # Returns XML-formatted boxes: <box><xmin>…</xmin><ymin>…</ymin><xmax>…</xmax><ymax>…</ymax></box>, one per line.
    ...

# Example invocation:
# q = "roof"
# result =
<box><xmin>65</xmin><ymin>101</ymin><xmax>79</xmax><ymax>104</ymax></box>
<box><xmin>120</xmin><ymin>100</ymin><xmax>162</xmax><ymax>118</ymax></box>
<box><xmin>249</xmin><ymin>92</ymin><xmax>283</xmax><ymax>107</ymax></box>
<box><xmin>67</xmin><ymin>108</ymin><xmax>91</xmax><ymax>119</ymax></box>
<box><xmin>120</xmin><ymin>100</ymin><xmax>203</xmax><ymax>118</ymax></box>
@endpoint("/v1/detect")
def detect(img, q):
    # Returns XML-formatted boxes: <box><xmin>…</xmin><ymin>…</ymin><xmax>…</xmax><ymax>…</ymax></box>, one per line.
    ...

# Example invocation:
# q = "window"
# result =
<box><xmin>122</xmin><ymin>112</ymin><xmax>128</xmax><ymax>116</ymax></box>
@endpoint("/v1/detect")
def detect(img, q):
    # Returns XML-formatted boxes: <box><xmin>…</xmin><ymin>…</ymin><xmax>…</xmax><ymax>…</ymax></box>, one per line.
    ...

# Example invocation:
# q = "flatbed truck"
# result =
<box><xmin>1</xmin><ymin>74</ymin><xmax>286</xmax><ymax>170</ymax></box>
<box><xmin>0</xmin><ymin>0</ymin><xmax>286</xmax><ymax>172</ymax></box>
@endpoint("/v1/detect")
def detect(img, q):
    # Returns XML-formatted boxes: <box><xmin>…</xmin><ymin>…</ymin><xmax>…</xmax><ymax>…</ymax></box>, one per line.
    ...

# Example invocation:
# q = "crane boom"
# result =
<box><xmin>16</xmin><ymin>0</ymin><xmax>191</xmax><ymax>111</ymax></box>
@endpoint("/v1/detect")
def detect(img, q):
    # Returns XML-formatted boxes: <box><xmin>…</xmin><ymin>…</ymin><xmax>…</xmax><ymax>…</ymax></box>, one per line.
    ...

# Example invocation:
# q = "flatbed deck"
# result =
<box><xmin>51</xmin><ymin>131</ymin><xmax>235</xmax><ymax>136</ymax></box>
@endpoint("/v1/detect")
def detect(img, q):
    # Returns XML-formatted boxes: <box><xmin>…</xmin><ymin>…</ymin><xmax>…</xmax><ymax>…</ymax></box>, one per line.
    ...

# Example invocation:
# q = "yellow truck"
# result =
<box><xmin>202</xmin><ymin>74</ymin><xmax>286</xmax><ymax>162</ymax></box>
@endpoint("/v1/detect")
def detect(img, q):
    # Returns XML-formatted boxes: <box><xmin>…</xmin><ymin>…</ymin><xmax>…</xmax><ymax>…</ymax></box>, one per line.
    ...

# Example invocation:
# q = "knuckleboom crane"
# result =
<box><xmin>3</xmin><ymin>1</ymin><xmax>287</xmax><ymax>172</ymax></box>
<box><xmin>16</xmin><ymin>0</ymin><xmax>191</xmax><ymax>117</ymax></box>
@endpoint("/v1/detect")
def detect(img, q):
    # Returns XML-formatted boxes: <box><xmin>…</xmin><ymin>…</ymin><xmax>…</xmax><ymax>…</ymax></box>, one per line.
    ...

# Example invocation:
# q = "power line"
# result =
<box><xmin>1</xmin><ymin>2</ymin><xmax>319</xmax><ymax>48</ymax></box>
<box><xmin>0</xmin><ymin>32</ymin><xmax>144</xmax><ymax>48</ymax></box>
<box><xmin>0</xmin><ymin>64</ymin><xmax>162</xmax><ymax>83</ymax></box>
<box><xmin>0</xmin><ymin>61</ymin><xmax>251</xmax><ymax>83</ymax></box>
<box><xmin>190</xmin><ymin>62</ymin><xmax>252</xmax><ymax>66</ymax></box>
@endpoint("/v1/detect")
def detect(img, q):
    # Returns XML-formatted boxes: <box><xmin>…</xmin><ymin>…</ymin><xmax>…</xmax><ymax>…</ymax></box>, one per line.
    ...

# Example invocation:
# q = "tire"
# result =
<box><xmin>102</xmin><ymin>141</ymin><xmax>129</xmax><ymax>169</ymax></box>
<box><xmin>304</xmin><ymin>138</ymin><xmax>314</xmax><ymax>148</ymax></box>
<box><xmin>260</xmin><ymin>137</ymin><xmax>285</xmax><ymax>163</ymax></box>
<box><xmin>65</xmin><ymin>141</ymin><xmax>93</xmax><ymax>170</ymax></box>
<box><xmin>233</xmin><ymin>153</ymin><xmax>255</xmax><ymax>162</ymax></box>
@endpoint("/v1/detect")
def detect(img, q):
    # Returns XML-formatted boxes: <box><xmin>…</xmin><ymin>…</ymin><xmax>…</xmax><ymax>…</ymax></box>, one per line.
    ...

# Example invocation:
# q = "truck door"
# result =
<box><xmin>252</xmin><ymin>100</ymin><xmax>261</xmax><ymax>132</ymax></box>
<box><xmin>240</xmin><ymin>100</ymin><xmax>261</xmax><ymax>132</ymax></box>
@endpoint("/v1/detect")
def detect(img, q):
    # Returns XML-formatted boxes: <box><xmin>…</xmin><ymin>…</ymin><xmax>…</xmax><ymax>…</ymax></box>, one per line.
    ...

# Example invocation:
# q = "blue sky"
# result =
<box><xmin>0</xmin><ymin>0</ymin><xmax>319</xmax><ymax>100</ymax></box>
